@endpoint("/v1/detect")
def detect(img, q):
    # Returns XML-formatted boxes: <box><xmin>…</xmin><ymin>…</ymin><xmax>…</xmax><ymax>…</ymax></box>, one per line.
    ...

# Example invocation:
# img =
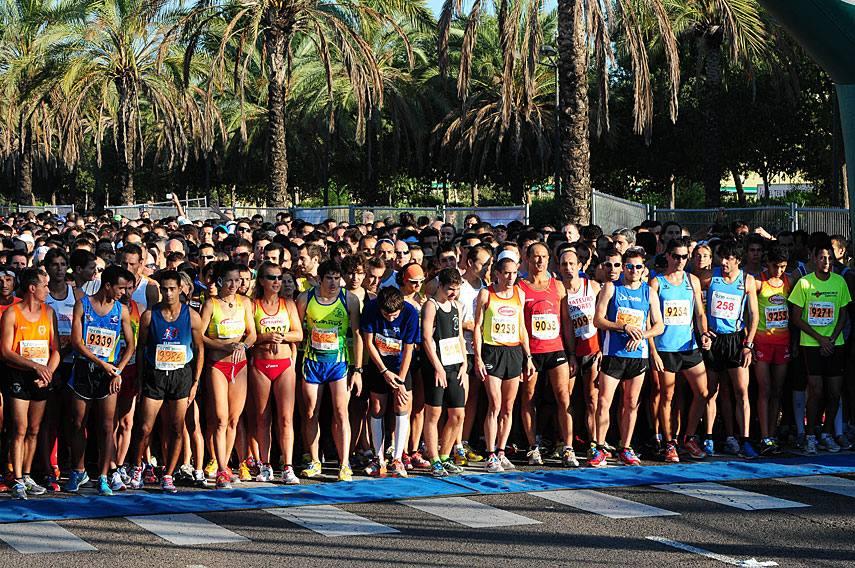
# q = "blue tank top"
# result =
<box><xmin>706</xmin><ymin>267</ymin><xmax>746</xmax><ymax>334</ymax></box>
<box><xmin>78</xmin><ymin>295</ymin><xmax>123</xmax><ymax>364</ymax></box>
<box><xmin>603</xmin><ymin>282</ymin><xmax>650</xmax><ymax>359</ymax></box>
<box><xmin>145</xmin><ymin>304</ymin><xmax>194</xmax><ymax>369</ymax></box>
<box><xmin>654</xmin><ymin>272</ymin><xmax>697</xmax><ymax>353</ymax></box>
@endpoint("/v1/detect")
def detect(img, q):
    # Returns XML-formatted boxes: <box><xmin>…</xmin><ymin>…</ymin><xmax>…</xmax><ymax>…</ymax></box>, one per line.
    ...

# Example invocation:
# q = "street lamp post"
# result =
<box><xmin>540</xmin><ymin>44</ymin><xmax>561</xmax><ymax>200</ymax></box>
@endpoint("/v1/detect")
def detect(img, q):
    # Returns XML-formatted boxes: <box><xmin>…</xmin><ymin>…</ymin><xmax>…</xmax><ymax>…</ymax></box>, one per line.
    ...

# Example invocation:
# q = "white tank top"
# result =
<box><xmin>46</xmin><ymin>284</ymin><xmax>75</xmax><ymax>362</ymax></box>
<box><xmin>565</xmin><ymin>277</ymin><xmax>597</xmax><ymax>341</ymax></box>
<box><xmin>132</xmin><ymin>276</ymin><xmax>150</xmax><ymax>311</ymax></box>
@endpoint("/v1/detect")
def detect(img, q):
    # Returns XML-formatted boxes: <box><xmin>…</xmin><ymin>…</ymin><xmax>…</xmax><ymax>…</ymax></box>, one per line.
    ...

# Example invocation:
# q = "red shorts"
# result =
<box><xmin>252</xmin><ymin>358</ymin><xmax>292</xmax><ymax>381</ymax></box>
<box><xmin>119</xmin><ymin>365</ymin><xmax>138</xmax><ymax>398</ymax></box>
<box><xmin>755</xmin><ymin>342</ymin><xmax>790</xmax><ymax>365</ymax></box>
<box><xmin>211</xmin><ymin>359</ymin><xmax>248</xmax><ymax>382</ymax></box>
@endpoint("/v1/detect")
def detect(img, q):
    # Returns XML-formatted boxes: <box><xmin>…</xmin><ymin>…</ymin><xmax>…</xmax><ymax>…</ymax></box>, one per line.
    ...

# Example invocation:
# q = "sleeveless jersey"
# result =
<box><xmin>706</xmin><ymin>268</ymin><xmax>746</xmax><ymax>334</ymax></box>
<box><xmin>145</xmin><ymin>304</ymin><xmax>194</xmax><ymax>370</ymax></box>
<box><xmin>117</xmin><ymin>299</ymin><xmax>140</xmax><ymax>365</ymax></box>
<box><xmin>428</xmin><ymin>298</ymin><xmax>464</xmax><ymax>368</ymax></box>
<box><xmin>519</xmin><ymin>278</ymin><xmax>563</xmax><ymax>354</ymax></box>
<box><xmin>132</xmin><ymin>276</ymin><xmax>150</xmax><ymax>312</ymax></box>
<box><xmin>757</xmin><ymin>273</ymin><xmax>790</xmax><ymax>344</ymax></box>
<box><xmin>206</xmin><ymin>296</ymin><xmax>248</xmax><ymax>339</ymax></box>
<box><xmin>565</xmin><ymin>277</ymin><xmax>599</xmax><ymax>357</ymax></box>
<box><xmin>47</xmin><ymin>284</ymin><xmax>75</xmax><ymax>362</ymax></box>
<box><xmin>254</xmin><ymin>298</ymin><xmax>291</xmax><ymax>335</ymax></box>
<box><xmin>78</xmin><ymin>295</ymin><xmax>123</xmax><ymax>363</ymax></box>
<box><xmin>304</xmin><ymin>289</ymin><xmax>349</xmax><ymax>363</ymax></box>
<box><xmin>654</xmin><ymin>272</ymin><xmax>697</xmax><ymax>353</ymax></box>
<box><xmin>10</xmin><ymin>303</ymin><xmax>53</xmax><ymax>367</ymax></box>
<box><xmin>482</xmin><ymin>286</ymin><xmax>522</xmax><ymax>347</ymax></box>
<box><xmin>603</xmin><ymin>282</ymin><xmax>650</xmax><ymax>359</ymax></box>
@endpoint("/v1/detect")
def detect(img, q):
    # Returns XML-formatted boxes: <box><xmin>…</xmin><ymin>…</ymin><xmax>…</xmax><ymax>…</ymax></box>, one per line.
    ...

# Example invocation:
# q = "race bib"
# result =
<box><xmin>311</xmin><ymin>327</ymin><xmax>339</xmax><ymax>351</ymax></box>
<box><xmin>438</xmin><ymin>337</ymin><xmax>465</xmax><ymax>366</ymax></box>
<box><xmin>259</xmin><ymin>315</ymin><xmax>289</xmax><ymax>335</ymax></box>
<box><xmin>807</xmin><ymin>301</ymin><xmax>835</xmax><ymax>327</ymax></box>
<box><xmin>531</xmin><ymin>313</ymin><xmax>560</xmax><ymax>340</ymax></box>
<box><xmin>86</xmin><ymin>326</ymin><xmax>117</xmax><ymax>358</ymax></box>
<box><xmin>616</xmin><ymin>307</ymin><xmax>644</xmax><ymax>328</ymax></box>
<box><xmin>56</xmin><ymin>313</ymin><xmax>72</xmax><ymax>336</ymax></box>
<box><xmin>491</xmin><ymin>314</ymin><xmax>518</xmax><ymax>343</ymax></box>
<box><xmin>375</xmin><ymin>334</ymin><xmax>403</xmax><ymax>357</ymax></box>
<box><xmin>569</xmin><ymin>304</ymin><xmax>593</xmax><ymax>338</ymax></box>
<box><xmin>764</xmin><ymin>304</ymin><xmax>789</xmax><ymax>329</ymax></box>
<box><xmin>20</xmin><ymin>340</ymin><xmax>49</xmax><ymax>365</ymax></box>
<box><xmin>155</xmin><ymin>344</ymin><xmax>187</xmax><ymax>371</ymax></box>
<box><xmin>216</xmin><ymin>319</ymin><xmax>245</xmax><ymax>339</ymax></box>
<box><xmin>710</xmin><ymin>290</ymin><xmax>741</xmax><ymax>320</ymax></box>
<box><xmin>662</xmin><ymin>300</ymin><xmax>691</xmax><ymax>326</ymax></box>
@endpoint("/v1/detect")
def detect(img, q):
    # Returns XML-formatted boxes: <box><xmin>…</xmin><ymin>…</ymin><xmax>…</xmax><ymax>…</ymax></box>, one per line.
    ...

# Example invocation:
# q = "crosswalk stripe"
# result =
<box><xmin>265</xmin><ymin>505</ymin><xmax>399</xmax><ymax>537</ymax></box>
<box><xmin>126</xmin><ymin>513</ymin><xmax>249</xmax><ymax>546</ymax></box>
<box><xmin>654</xmin><ymin>482</ymin><xmax>809</xmax><ymax>511</ymax></box>
<box><xmin>401</xmin><ymin>496</ymin><xmax>541</xmax><ymax>528</ymax></box>
<box><xmin>776</xmin><ymin>475</ymin><xmax>855</xmax><ymax>498</ymax></box>
<box><xmin>531</xmin><ymin>489</ymin><xmax>680</xmax><ymax>519</ymax></box>
<box><xmin>0</xmin><ymin>521</ymin><xmax>97</xmax><ymax>554</ymax></box>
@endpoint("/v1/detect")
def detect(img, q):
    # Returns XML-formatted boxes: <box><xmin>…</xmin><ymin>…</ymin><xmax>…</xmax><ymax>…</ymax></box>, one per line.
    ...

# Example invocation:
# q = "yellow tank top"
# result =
<box><xmin>11</xmin><ymin>303</ymin><xmax>53</xmax><ymax>367</ymax></box>
<box><xmin>207</xmin><ymin>296</ymin><xmax>247</xmax><ymax>339</ymax></box>
<box><xmin>304</xmin><ymin>289</ymin><xmax>349</xmax><ymax>363</ymax></box>
<box><xmin>482</xmin><ymin>285</ymin><xmax>522</xmax><ymax>346</ymax></box>
<box><xmin>253</xmin><ymin>298</ymin><xmax>291</xmax><ymax>335</ymax></box>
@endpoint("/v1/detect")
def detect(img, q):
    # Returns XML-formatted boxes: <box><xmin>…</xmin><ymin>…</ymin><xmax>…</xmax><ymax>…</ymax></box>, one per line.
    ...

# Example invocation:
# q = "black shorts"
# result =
<box><xmin>5</xmin><ymin>367</ymin><xmax>50</xmax><ymax>402</ymax></box>
<box><xmin>803</xmin><ymin>346</ymin><xmax>846</xmax><ymax>378</ymax></box>
<box><xmin>422</xmin><ymin>363</ymin><xmax>466</xmax><ymax>408</ymax></box>
<box><xmin>704</xmin><ymin>331</ymin><xmax>746</xmax><ymax>372</ymax></box>
<box><xmin>601</xmin><ymin>355</ymin><xmax>648</xmax><ymax>381</ymax></box>
<box><xmin>660</xmin><ymin>349</ymin><xmax>704</xmax><ymax>374</ymax></box>
<box><xmin>481</xmin><ymin>344</ymin><xmax>523</xmax><ymax>380</ymax></box>
<box><xmin>68</xmin><ymin>358</ymin><xmax>116</xmax><ymax>401</ymax></box>
<box><xmin>142</xmin><ymin>364</ymin><xmax>194</xmax><ymax>401</ymax></box>
<box><xmin>366</xmin><ymin>364</ymin><xmax>413</xmax><ymax>394</ymax></box>
<box><xmin>576</xmin><ymin>353</ymin><xmax>600</xmax><ymax>373</ymax></box>
<box><xmin>532</xmin><ymin>350</ymin><xmax>568</xmax><ymax>373</ymax></box>
<box><xmin>51</xmin><ymin>361</ymin><xmax>74</xmax><ymax>391</ymax></box>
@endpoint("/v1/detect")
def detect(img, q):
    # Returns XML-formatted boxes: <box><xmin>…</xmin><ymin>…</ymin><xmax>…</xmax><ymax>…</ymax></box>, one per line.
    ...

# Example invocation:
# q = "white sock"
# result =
<box><xmin>835</xmin><ymin>400</ymin><xmax>844</xmax><ymax>436</ymax></box>
<box><xmin>793</xmin><ymin>391</ymin><xmax>806</xmax><ymax>435</ymax></box>
<box><xmin>393</xmin><ymin>413</ymin><xmax>410</xmax><ymax>461</ymax></box>
<box><xmin>369</xmin><ymin>415</ymin><xmax>385</xmax><ymax>461</ymax></box>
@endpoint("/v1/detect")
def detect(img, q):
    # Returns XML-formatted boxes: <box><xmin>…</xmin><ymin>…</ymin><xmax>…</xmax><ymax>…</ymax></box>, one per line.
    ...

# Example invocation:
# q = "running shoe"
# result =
<box><xmin>44</xmin><ymin>474</ymin><xmax>60</xmax><ymax>493</ymax></box>
<box><xmin>389</xmin><ymin>459</ymin><xmax>408</xmax><ymax>478</ymax></box>
<box><xmin>352</xmin><ymin>450</ymin><xmax>373</xmax><ymax>469</ymax></box>
<box><xmin>759</xmin><ymin>438</ymin><xmax>777</xmax><ymax>456</ymax></box>
<box><xmin>365</xmin><ymin>459</ymin><xmax>387</xmax><ymax>478</ymax></box>
<box><xmin>204</xmin><ymin>458</ymin><xmax>218</xmax><ymax>479</ymax></box>
<box><xmin>282</xmin><ymin>466</ymin><xmax>300</xmax><ymax>485</ymax></box>
<box><xmin>498</xmin><ymin>453</ymin><xmax>515</xmax><ymax>470</ymax></box>
<box><xmin>485</xmin><ymin>454</ymin><xmax>504</xmax><ymax>473</ymax></box>
<box><xmin>143</xmin><ymin>463</ymin><xmax>158</xmax><ymax>485</ymax></box>
<box><xmin>51</xmin><ymin>465</ymin><xmax>61</xmax><ymax>481</ymax></box>
<box><xmin>302</xmin><ymin>460</ymin><xmax>323</xmax><ymax>478</ymax></box>
<box><xmin>161</xmin><ymin>474</ymin><xmax>178</xmax><ymax>493</ymax></box>
<box><xmin>409</xmin><ymin>451</ymin><xmax>431</xmax><ymax>470</ymax></box>
<box><xmin>239</xmin><ymin>461</ymin><xmax>252</xmax><ymax>482</ymax></box>
<box><xmin>97</xmin><ymin>475</ymin><xmax>113</xmax><ymax>496</ymax></box>
<box><xmin>338</xmin><ymin>465</ymin><xmax>353</xmax><ymax>482</ymax></box>
<box><xmin>246</xmin><ymin>456</ymin><xmax>261</xmax><ymax>477</ymax></box>
<box><xmin>177</xmin><ymin>463</ymin><xmax>195</xmax><ymax>481</ymax></box>
<box><xmin>216</xmin><ymin>470</ymin><xmax>232</xmax><ymax>489</ymax></box>
<box><xmin>11</xmin><ymin>481</ymin><xmax>27</xmax><ymax>500</ymax></box>
<box><xmin>63</xmin><ymin>470</ymin><xmax>89</xmax><ymax>493</ymax></box>
<box><xmin>463</xmin><ymin>442</ymin><xmax>484</xmax><ymax>463</ymax></box>
<box><xmin>256</xmin><ymin>464</ymin><xmax>275</xmax><ymax>482</ymax></box>
<box><xmin>703</xmin><ymin>438</ymin><xmax>715</xmax><ymax>457</ymax></box>
<box><xmin>805</xmin><ymin>435</ymin><xmax>818</xmax><ymax>455</ymax></box>
<box><xmin>684</xmin><ymin>436</ymin><xmax>706</xmax><ymax>460</ymax></box>
<box><xmin>663</xmin><ymin>442</ymin><xmax>680</xmax><ymax>463</ymax></box>
<box><xmin>836</xmin><ymin>434</ymin><xmax>852</xmax><ymax>451</ymax></box>
<box><xmin>109</xmin><ymin>471</ymin><xmax>126</xmax><ymax>492</ymax></box>
<box><xmin>23</xmin><ymin>475</ymin><xmax>46</xmax><ymax>496</ymax></box>
<box><xmin>588</xmin><ymin>446</ymin><xmax>608</xmax><ymax>468</ymax></box>
<box><xmin>129</xmin><ymin>466</ymin><xmax>144</xmax><ymax>489</ymax></box>
<box><xmin>117</xmin><ymin>465</ymin><xmax>132</xmax><ymax>485</ymax></box>
<box><xmin>431</xmin><ymin>461</ymin><xmax>448</xmax><ymax>478</ymax></box>
<box><xmin>618</xmin><ymin>447</ymin><xmax>641</xmax><ymax>466</ymax></box>
<box><xmin>527</xmin><ymin>447</ymin><xmax>544</xmax><ymax>466</ymax></box>
<box><xmin>739</xmin><ymin>441</ymin><xmax>759</xmax><ymax>459</ymax></box>
<box><xmin>602</xmin><ymin>442</ymin><xmax>616</xmax><ymax>459</ymax></box>
<box><xmin>401</xmin><ymin>452</ymin><xmax>413</xmax><ymax>471</ymax></box>
<box><xmin>723</xmin><ymin>436</ymin><xmax>741</xmax><ymax>456</ymax></box>
<box><xmin>793</xmin><ymin>433</ymin><xmax>807</xmax><ymax>450</ymax></box>
<box><xmin>441</xmin><ymin>460</ymin><xmax>465</xmax><ymax>475</ymax></box>
<box><xmin>820</xmin><ymin>435</ymin><xmax>841</xmax><ymax>453</ymax></box>
<box><xmin>227</xmin><ymin>467</ymin><xmax>240</xmax><ymax>484</ymax></box>
<box><xmin>194</xmin><ymin>469</ymin><xmax>206</xmax><ymax>486</ymax></box>
<box><xmin>454</xmin><ymin>446</ymin><xmax>468</xmax><ymax>466</ymax></box>
<box><xmin>562</xmin><ymin>447</ymin><xmax>580</xmax><ymax>468</ymax></box>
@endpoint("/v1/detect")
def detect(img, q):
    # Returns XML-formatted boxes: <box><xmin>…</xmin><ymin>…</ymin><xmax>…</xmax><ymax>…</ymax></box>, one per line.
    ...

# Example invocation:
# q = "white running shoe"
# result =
<box><xmin>281</xmin><ymin>466</ymin><xmax>300</xmax><ymax>485</ymax></box>
<box><xmin>110</xmin><ymin>471</ymin><xmax>126</xmax><ymax>492</ymax></box>
<box><xmin>527</xmin><ymin>447</ymin><xmax>543</xmax><ymax>466</ymax></box>
<box><xmin>820</xmin><ymin>435</ymin><xmax>841</xmax><ymax>453</ymax></box>
<box><xmin>805</xmin><ymin>435</ymin><xmax>818</xmax><ymax>455</ymax></box>
<box><xmin>485</xmin><ymin>454</ymin><xmax>504</xmax><ymax>473</ymax></box>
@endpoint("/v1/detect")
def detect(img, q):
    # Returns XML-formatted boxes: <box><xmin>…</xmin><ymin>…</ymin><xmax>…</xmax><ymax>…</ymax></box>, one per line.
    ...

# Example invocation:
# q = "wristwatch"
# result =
<box><xmin>351</xmin><ymin>367</ymin><xmax>364</xmax><ymax>374</ymax></box>
<box><xmin>742</xmin><ymin>341</ymin><xmax>754</xmax><ymax>350</ymax></box>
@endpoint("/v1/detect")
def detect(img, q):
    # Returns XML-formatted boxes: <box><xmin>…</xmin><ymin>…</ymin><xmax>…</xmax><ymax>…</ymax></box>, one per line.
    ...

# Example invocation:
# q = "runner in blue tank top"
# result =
<box><xmin>699</xmin><ymin>241</ymin><xmax>759</xmax><ymax>459</ymax></box>
<box><xmin>648</xmin><ymin>237</ymin><xmax>712</xmax><ymax>463</ymax></box>
<box><xmin>129</xmin><ymin>271</ymin><xmax>205</xmax><ymax>493</ymax></box>
<box><xmin>591</xmin><ymin>249</ymin><xmax>664</xmax><ymax>467</ymax></box>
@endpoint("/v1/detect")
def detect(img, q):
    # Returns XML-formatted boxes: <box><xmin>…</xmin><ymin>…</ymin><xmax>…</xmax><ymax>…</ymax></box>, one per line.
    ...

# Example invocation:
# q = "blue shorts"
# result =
<box><xmin>303</xmin><ymin>359</ymin><xmax>348</xmax><ymax>385</ymax></box>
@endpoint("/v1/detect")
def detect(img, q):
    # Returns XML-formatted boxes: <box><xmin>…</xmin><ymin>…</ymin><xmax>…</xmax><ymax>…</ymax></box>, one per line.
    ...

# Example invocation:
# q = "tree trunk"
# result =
<box><xmin>471</xmin><ymin>182</ymin><xmax>479</xmax><ymax>207</ymax></box>
<box><xmin>669</xmin><ymin>174</ymin><xmax>676</xmax><ymax>208</ymax></box>
<box><xmin>730</xmin><ymin>166</ymin><xmax>747</xmax><ymax>207</ymax></box>
<box><xmin>17</xmin><ymin>129</ymin><xmax>35</xmax><ymax>206</ymax></box>
<box><xmin>761</xmin><ymin>168</ymin><xmax>771</xmax><ymax>201</ymax></box>
<box><xmin>557</xmin><ymin>0</ymin><xmax>591</xmax><ymax>225</ymax></box>
<box><xmin>115</xmin><ymin>77</ymin><xmax>136</xmax><ymax>205</ymax></box>
<box><xmin>265</xmin><ymin>8</ymin><xmax>292</xmax><ymax>208</ymax></box>
<box><xmin>832</xmin><ymin>91</ymin><xmax>846</xmax><ymax>207</ymax></box>
<box><xmin>700</xmin><ymin>31</ymin><xmax>724</xmax><ymax>208</ymax></box>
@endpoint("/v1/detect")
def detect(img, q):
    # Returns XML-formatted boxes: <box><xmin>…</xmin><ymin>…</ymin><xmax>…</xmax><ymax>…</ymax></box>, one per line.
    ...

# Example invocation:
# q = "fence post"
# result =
<box><xmin>525</xmin><ymin>202</ymin><xmax>530</xmax><ymax>225</ymax></box>
<box><xmin>790</xmin><ymin>202</ymin><xmax>798</xmax><ymax>232</ymax></box>
<box><xmin>348</xmin><ymin>206</ymin><xmax>355</xmax><ymax>225</ymax></box>
<box><xmin>648</xmin><ymin>204</ymin><xmax>656</xmax><ymax>221</ymax></box>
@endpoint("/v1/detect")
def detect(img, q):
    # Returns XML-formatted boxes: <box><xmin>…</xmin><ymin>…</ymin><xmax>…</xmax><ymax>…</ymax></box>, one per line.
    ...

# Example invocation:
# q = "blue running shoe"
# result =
<box><xmin>97</xmin><ymin>474</ymin><xmax>113</xmax><ymax>496</ymax></box>
<box><xmin>739</xmin><ymin>441</ymin><xmax>759</xmax><ymax>459</ymax></box>
<box><xmin>703</xmin><ymin>439</ymin><xmax>715</xmax><ymax>457</ymax></box>
<box><xmin>63</xmin><ymin>470</ymin><xmax>89</xmax><ymax>493</ymax></box>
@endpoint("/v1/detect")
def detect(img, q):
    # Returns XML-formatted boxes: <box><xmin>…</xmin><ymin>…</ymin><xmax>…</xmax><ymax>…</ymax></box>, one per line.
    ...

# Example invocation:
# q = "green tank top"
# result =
<box><xmin>304</xmin><ymin>289</ymin><xmax>349</xmax><ymax>363</ymax></box>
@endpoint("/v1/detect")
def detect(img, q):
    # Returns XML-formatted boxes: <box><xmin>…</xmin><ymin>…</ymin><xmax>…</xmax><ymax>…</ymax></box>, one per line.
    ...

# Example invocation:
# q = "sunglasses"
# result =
<box><xmin>603</xmin><ymin>262</ymin><xmax>622</xmax><ymax>268</ymax></box>
<box><xmin>408</xmin><ymin>279</ymin><xmax>424</xmax><ymax>285</ymax></box>
<box><xmin>395</xmin><ymin>251</ymin><xmax>410</xmax><ymax>256</ymax></box>
<box><xmin>202</xmin><ymin>255</ymin><xmax>215</xmax><ymax>260</ymax></box>
<box><xmin>237</xmin><ymin>227</ymin><xmax>251</xmax><ymax>232</ymax></box>
<box><xmin>670</xmin><ymin>253</ymin><xmax>689</xmax><ymax>260</ymax></box>
<box><xmin>625</xmin><ymin>263</ymin><xmax>645</xmax><ymax>270</ymax></box>
<box><xmin>262</xmin><ymin>274</ymin><xmax>283</xmax><ymax>281</ymax></box>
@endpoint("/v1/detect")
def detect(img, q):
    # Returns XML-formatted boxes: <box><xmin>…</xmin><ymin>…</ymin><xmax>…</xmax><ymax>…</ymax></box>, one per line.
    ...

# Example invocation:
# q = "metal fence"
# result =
<box><xmin>111</xmin><ymin>197</ymin><xmax>208</xmax><ymax>220</ymax></box>
<box><xmin>591</xmin><ymin>191</ymin><xmax>650</xmax><ymax>233</ymax></box>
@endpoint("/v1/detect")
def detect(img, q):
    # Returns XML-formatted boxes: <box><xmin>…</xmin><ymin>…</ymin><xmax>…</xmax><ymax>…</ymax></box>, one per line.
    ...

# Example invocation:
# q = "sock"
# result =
<box><xmin>370</xmin><ymin>415</ymin><xmax>385</xmax><ymax>460</ymax></box>
<box><xmin>393</xmin><ymin>413</ymin><xmax>409</xmax><ymax>461</ymax></box>
<box><xmin>431</xmin><ymin>457</ymin><xmax>441</xmax><ymax>465</ymax></box>
<box><xmin>440</xmin><ymin>454</ymin><xmax>449</xmax><ymax>462</ymax></box>
<box><xmin>793</xmin><ymin>391</ymin><xmax>806</xmax><ymax>435</ymax></box>
<box><xmin>835</xmin><ymin>401</ymin><xmax>844</xmax><ymax>436</ymax></box>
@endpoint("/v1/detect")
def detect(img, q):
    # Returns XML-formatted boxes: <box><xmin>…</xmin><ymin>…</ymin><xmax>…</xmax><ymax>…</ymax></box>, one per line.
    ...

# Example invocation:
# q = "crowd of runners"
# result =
<box><xmin>0</xmin><ymin>195</ymin><xmax>852</xmax><ymax>500</ymax></box>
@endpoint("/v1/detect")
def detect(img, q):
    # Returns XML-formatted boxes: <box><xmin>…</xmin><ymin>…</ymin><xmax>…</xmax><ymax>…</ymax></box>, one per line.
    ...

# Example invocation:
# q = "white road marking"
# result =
<box><xmin>265</xmin><ymin>505</ymin><xmax>399</xmax><ymax>537</ymax></box>
<box><xmin>401</xmin><ymin>496</ymin><xmax>541</xmax><ymax>528</ymax></box>
<box><xmin>776</xmin><ymin>475</ymin><xmax>855</xmax><ymax>499</ymax></box>
<box><xmin>0</xmin><ymin>521</ymin><xmax>97</xmax><ymax>554</ymax></box>
<box><xmin>126</xmin><ymin>513</ymin><xmax>249</xmax><ymax>546</ymax></box>
<box><xmin>531</xmin><ymin>489</ymin><xmax>680</xmax><ymax>519</ymax></box>
<box><xmin>647</xmin><ymin>536</ymin><xmax>778</xmax><ymax>566</ymax></box>
<box><xmin>654</xmin><ymin>482</ymin><xmax>809</xmax><ymax>510</ymax></box>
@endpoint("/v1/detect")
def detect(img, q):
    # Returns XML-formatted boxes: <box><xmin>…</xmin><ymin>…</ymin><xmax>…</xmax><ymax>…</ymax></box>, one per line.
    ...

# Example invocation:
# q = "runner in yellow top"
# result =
<box><xmin>1</xmin><ymin>268</ymin><xmax>60</xmax><ymax>499</ymax></box>
<box><xmin>473</xmin><ymin>250</ymin><xmax>535</xmax><ymax>473</ymax></box>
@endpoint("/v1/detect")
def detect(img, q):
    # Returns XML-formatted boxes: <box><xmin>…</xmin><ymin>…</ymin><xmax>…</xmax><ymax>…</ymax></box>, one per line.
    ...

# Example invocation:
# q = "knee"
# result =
<box><xmin>12</xmin><ymin>422</ymin><xmax>28</xmax><ymax>440</ymax></box>
<box><xmin>118</xmin><ymin>415</ymin><xmax>133</xmax><ymax>432</ymax></box>
<box><xmin>139</xmin><ymin>422</ymin><xmax>154</xmax><ymax>439</ymax></box>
